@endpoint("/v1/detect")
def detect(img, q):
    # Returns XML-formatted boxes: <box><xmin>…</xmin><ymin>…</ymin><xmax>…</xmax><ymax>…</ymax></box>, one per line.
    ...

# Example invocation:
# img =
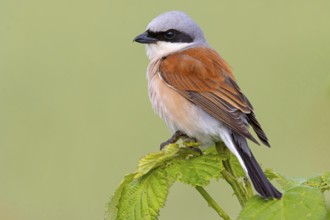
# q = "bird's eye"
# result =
<box><xmin>164</xmin><ymin>30</ymin><xmax>176</xmax><ymax>40</ymax></box>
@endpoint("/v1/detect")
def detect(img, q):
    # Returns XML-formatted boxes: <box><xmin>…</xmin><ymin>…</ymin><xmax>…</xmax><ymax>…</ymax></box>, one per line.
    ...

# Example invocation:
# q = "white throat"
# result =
<box><xmin>145</xmin><ymin>41</ymin><xmax>193</xmax><ymax>60</ymax></box>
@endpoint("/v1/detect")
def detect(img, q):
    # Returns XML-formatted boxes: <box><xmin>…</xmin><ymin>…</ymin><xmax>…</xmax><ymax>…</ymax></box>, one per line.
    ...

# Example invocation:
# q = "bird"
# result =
<box><xmin>133</xmin><ymin>10</ymin><xmax>282</xmax><ymax>199</ymax></box>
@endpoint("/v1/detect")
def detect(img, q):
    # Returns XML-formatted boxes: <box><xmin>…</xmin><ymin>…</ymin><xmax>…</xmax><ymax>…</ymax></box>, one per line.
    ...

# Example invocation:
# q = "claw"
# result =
<box><xmin>159</xmin><ymin>130</ymin><xmax>189</xmax><ymax>150</ymax></box>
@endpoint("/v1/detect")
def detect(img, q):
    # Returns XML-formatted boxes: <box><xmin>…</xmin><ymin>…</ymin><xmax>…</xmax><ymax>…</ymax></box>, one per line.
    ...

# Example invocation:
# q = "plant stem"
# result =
<box><xmin>220</xmin><ymin>169</ymin><xmax>248</xmax><ymax>207</ymax></box>
<box><xmin>195</xmin><ymin>186</ymin><xmax>232</xmax><ymax>220</ymax></box>
<box><xmin>244</xmin><ymin>177</ymin><xmax>254</xmax><ymax>198</ymax></box>
<box><xmin>216</xmin><ymin>143</ymin><xmax>250</xmax><ymax>207</ymax></box>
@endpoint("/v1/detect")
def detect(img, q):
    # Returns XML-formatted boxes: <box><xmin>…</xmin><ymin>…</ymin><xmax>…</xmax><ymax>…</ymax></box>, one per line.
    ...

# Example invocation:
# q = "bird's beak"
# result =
<box><xmin>133</xmin><ymin>32</ymin><xmax>157</xmax><ymax>44</ymax></box>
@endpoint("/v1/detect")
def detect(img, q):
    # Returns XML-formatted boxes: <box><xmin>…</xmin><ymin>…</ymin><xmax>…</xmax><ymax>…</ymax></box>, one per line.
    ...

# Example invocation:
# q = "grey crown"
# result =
<box><xmin>146</xmin><ymin>11</ymin><xmax>207</xmax><ymax>44</ymax></box>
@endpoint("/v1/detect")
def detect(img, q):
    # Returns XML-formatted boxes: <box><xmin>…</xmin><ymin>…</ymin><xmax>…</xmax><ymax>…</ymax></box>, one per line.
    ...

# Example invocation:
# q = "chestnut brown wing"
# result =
<box><xmin>159</xmin><ymin>47</ymin><xmax>269</xmax><ymax>146</ymax></box>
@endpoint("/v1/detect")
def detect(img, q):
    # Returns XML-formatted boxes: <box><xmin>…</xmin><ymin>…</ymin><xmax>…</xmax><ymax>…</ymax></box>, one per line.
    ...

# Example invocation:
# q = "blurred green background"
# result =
<box><xmin>1</xmin><ymin>1</ymin><xmax>329</xmax><ymax>219</ymax></box>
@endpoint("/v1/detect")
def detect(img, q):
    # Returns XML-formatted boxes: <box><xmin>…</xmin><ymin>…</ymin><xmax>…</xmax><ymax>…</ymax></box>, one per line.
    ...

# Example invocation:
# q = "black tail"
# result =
<box><xmin>231</xmin><ymin>132</ymin><xmax>282</xmax><ymax>199</ymax></box>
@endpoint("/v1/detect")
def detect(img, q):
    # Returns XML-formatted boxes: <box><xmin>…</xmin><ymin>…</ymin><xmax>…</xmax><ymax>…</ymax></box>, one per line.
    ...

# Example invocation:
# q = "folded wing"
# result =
<box><xmin>159</xmin><ymin>47</ymin><xmax>270</xmax><ymax>147</ymax></box>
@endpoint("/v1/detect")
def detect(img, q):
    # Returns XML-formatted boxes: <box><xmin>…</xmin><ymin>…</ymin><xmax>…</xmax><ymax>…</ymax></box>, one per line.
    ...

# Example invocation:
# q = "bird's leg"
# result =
<box><xmin>187</xmin><ymin>146</ymin><xmax>203</xmax><ymax>155</ymax></box>
<box><xmin>160</xmin><ymin>130</ymin><xmax>188</xmax><ymax>150</ymax></box>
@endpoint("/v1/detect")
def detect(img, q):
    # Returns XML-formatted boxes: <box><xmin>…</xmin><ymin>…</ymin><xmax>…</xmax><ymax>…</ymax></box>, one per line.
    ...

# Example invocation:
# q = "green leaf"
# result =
<box><xmin>304</xmin><ymin>172</ymin><xmax>330</xmax><ymax>192</ymax></box>
<box><xmin>118</xmin><ymin>169</ymin><xmax>175</xmax><ymax>220</ymax></box>
<box><xmin>265</xmin><ymin>169</ymin><xmax>308</xmax><ymax>191</ymax></box>
<box><xmin>106</xmin><ymin>169</ymin><xmax>175</xmax><ymax>220</ymax></box>
<box><xmin>168</xmin><ymin>153</ymin><xmax>224</xmax><ymax>186</ymax></box>
<box><xmin>134</xmin><ymin>144</ymin><xmax>203</xmax><ymax>179</ymax></box>
<box><xmin>239</xmin><ymin>172</ymin><xmax>330</xmax><ymax>220</ymax></box>
<box><xmin>238</xmin><ymin>186</ymin><xmax>327</xmax><ymax>220</ymax></box>
<box><xmin>106</xmin><ymin>144</ymin><xmax>227</xmax><ymax>220</ymax></box>
<box><xmin>105</xmin><ymin>174</ymin><xmax>135</xmax><ymax>220</ymax></box>
<box><xmin>266</xmin><ymin>170</ymin><xmax>330</xmax><ymax>192</ymax></box>
<box><xmin>134</xmin><ymin>144</ymin><xmax>180</xmax><ymax>178</ymax></box>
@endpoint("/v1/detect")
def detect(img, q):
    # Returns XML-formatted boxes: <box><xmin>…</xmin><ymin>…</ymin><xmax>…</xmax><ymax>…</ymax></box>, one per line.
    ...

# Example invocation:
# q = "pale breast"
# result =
<box><xmin>146</xmin><ymin>59</ymin><xmax>221</xmax><ymax>146</ymax></box>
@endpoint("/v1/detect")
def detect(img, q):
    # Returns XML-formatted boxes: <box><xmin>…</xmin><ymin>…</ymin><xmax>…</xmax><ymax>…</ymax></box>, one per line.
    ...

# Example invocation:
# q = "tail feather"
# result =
<box><xmin>247</xmin><ymin>112</ymin><xmax>271</xmax><ymax>147</ymax></box>
<box><xmin>231</xmin><ymin>132</ymin><xmax>282</xmax><ymax>199</ymax></box>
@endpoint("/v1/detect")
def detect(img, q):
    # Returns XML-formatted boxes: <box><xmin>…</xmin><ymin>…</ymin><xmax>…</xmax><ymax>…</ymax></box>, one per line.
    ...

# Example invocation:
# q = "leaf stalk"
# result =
<box><xmin>195</xmin><ymin>186</ymin><xmax>232</xmax><ymax>220</ymax></box>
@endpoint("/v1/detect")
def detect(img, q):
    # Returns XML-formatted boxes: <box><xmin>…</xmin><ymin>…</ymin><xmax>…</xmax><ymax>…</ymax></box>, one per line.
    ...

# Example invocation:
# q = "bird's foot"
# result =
<box><xmin>160</xmin><ymin>131</ymin><xmax>202</xmax><ymax>155</ymax></box>
<box><xmin>160</xmin><ymin>130</ymin><xmax>189</xmax><ymax>150</ymax></box>
<box><xmin>187</xmin><ymin>146</ymin><xmax>203</xmax><ymax>155</ymax></box>
<box><xmin>183</xmin><ymin>138</ymin><xmax>202</xmax><ymax>155</ymax></box>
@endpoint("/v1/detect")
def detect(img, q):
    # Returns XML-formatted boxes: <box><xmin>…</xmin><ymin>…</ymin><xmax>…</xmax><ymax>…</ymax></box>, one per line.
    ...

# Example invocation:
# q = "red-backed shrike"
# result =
<box><xmin>134</xmin><ymin>11</ymin><xmax>281</xmax><ymax>199</ymax></box>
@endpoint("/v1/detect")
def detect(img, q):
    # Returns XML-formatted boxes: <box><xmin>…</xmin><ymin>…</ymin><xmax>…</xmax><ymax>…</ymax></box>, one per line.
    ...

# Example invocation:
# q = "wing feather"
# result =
<box><xmin>159</xmin><ymin>47</ymin><xmax>269</xmax><ymax>146</ymax></box>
